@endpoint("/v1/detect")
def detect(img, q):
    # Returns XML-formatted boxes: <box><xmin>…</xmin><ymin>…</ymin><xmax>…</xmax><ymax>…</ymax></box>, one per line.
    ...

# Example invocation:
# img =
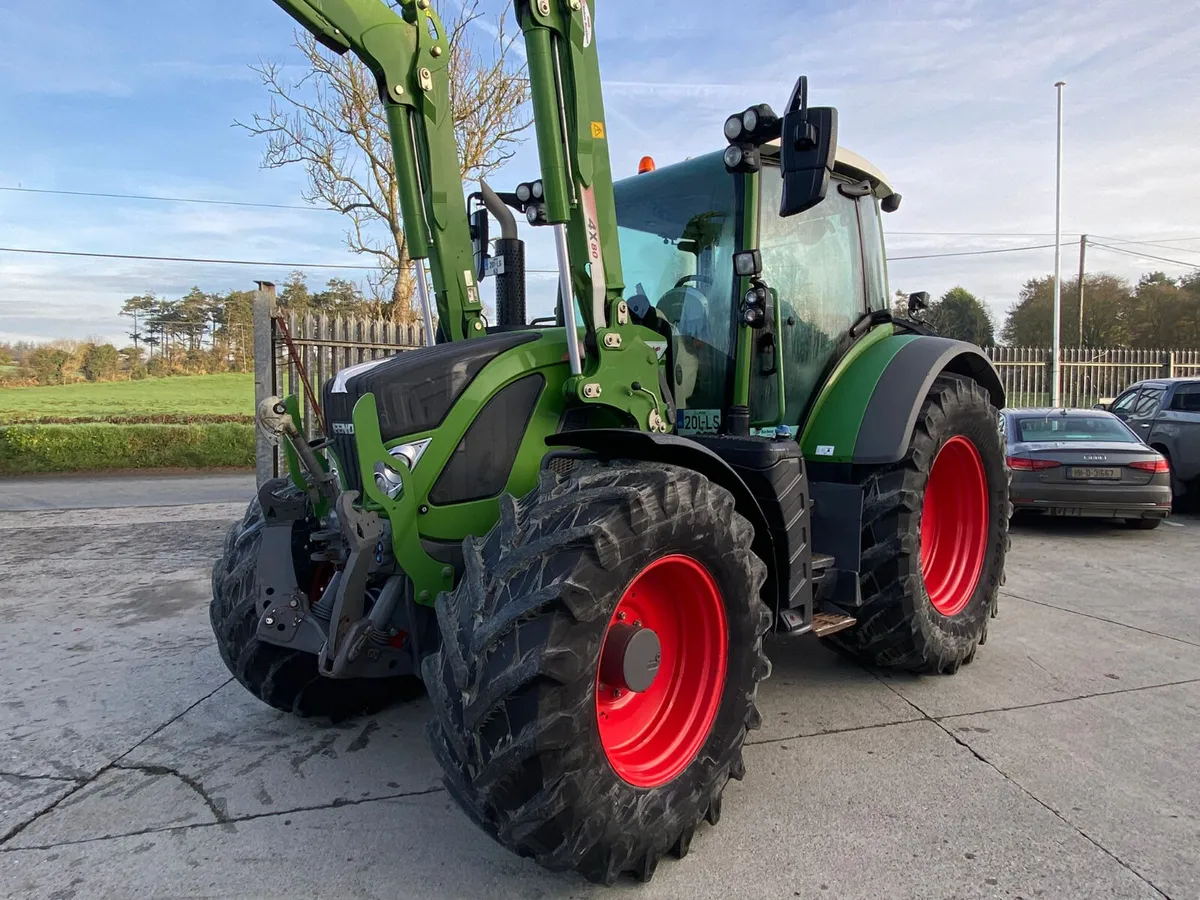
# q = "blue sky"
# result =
<box><xmin>2</xmin><ymin>0</ymin><xmax>1199</xmax><ymax>345</ymax></box>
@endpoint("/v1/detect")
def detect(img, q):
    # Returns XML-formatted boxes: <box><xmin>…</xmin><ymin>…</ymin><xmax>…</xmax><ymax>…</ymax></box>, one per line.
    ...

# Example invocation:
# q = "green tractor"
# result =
<box><xmin>211</xmin><ymin>0</ymin><xmax>1010</xmax><ymax>885</ymax></box>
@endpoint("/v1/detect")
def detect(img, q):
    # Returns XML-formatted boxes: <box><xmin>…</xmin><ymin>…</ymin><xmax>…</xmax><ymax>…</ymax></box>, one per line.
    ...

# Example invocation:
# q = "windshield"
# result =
<box><xmin>1016</xmin><ymin>415</ymin><xmax>1140</xmax><ymax>443</ymax></box>
<box><xmin>615</xmin><ymin>152</ymin><xmax>738</xmax><ymax>416</ymax></box>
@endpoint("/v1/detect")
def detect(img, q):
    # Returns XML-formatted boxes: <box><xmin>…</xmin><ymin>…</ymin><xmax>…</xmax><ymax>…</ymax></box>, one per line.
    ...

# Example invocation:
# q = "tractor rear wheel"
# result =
<box><xmin>210</xmin><ymin>489</ymin><xmax>420</xmax><ymax>718</ymax></box>
<box><xmin>422</xmin><ymin>460</ymin><xmax>771</xmax><ymax>885</ymax></box>
<box><xmin>827</xmin><ymin>374</ymin><xmax>1009</xmax><ymax>674</ymax></box>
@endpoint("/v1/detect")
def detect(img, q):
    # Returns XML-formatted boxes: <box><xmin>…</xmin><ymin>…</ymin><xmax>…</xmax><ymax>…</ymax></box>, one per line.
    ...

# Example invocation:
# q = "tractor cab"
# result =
<box><xmin>613</xmin><ymin>143</ymin><xmax>900</xmax><ymax>437</ymax></box>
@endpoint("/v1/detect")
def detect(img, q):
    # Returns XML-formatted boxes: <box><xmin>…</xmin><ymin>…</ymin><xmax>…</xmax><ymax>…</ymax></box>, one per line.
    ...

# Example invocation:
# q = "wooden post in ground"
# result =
<box><xmin>253</xmin><ymin>282</ymin><xmax>278</xmax><ymax>488</ymax></box>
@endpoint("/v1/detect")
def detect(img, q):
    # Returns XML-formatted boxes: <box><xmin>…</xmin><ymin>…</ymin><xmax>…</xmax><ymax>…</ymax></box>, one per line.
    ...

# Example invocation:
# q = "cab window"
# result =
<box><xmin>755</xmin><ymin>171</ymin><xmax>867</xmax><ymax>427</ymax></box>
<box><xmin>858</xmin><ymin>192</ymin><xmax>889</xmax><ymax>311</ymax></box>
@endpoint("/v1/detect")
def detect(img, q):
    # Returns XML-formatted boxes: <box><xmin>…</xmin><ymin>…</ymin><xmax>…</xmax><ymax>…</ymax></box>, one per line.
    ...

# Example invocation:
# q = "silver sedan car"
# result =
<box><xmin>1001</xmin><ymin>408</ymin><xmax>1173</xmax><ymax>529</ymax></box>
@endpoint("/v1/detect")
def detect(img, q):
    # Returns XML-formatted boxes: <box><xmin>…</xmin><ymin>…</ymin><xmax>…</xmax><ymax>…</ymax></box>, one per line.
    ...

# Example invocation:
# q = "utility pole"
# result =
<box><xmin>1077</xmin><ymin>234</ymin><xmax>1087</xmax><ymax>346</ymax></box>
<box><xmin>1052</xmin><ymin>80</ymin><xmax>1066</xmax><ymax>408</ymax></box>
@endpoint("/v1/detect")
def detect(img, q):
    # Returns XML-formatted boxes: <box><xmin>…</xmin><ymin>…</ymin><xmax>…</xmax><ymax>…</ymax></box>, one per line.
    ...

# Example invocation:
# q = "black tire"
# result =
<box><xmin>210</xmin><ymin>489</ymin><xmax>421</xmax><ymax>719</ymax></box>
<box><xmin>1123</xmin><ymin>517</ymin><xmax>1163</xmax><ymax>530</ymax></box>
<box><xmin>827</xmin><ymin>374</ymin><xmax>1010</xmax><ymax>674</ymax></box>
<box><xmin>1162</xmin><ymin>451</ymin><xmax>1198</xmax><ymax>513</ymax></box>
<box><xmin>422</xmin><ymin>460</ymin><xmax>771</xmax><ymax>885</ymax></box>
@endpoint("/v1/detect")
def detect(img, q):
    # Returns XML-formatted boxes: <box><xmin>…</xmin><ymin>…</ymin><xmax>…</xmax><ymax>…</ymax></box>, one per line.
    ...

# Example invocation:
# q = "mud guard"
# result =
<box><xmin>803</xmin><ymin>335</ymin><xmax>1005</xmax><ymax>610</ymax></box>
<box><xmin>802</xmin><ymin>334</ymin><xmax>1004</xmax><ymax>466</ymax></box>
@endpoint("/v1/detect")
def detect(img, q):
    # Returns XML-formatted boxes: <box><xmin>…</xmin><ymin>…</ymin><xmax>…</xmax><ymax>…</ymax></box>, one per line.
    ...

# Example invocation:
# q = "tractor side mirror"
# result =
<box><xmin>469</xmin><ymin>204</ymin><xmax>490</xmax><ymax>280</ymax></box>
<box><xmin>779</xmin><ymin>76</ymin><xmax>838</xmax><ymax>218</ymax></box>
<box><xmin>907</xmin><ymin>291</ymin><xmax>930</xmax><ymax>316</ymax></box>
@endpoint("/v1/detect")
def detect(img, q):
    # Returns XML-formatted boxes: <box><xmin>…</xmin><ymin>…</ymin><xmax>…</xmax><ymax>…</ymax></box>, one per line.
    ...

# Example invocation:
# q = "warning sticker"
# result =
<box><xmin>590</xmin><ymin>121</ymin><xmax>606</xmax><ymax>139</ymax></box>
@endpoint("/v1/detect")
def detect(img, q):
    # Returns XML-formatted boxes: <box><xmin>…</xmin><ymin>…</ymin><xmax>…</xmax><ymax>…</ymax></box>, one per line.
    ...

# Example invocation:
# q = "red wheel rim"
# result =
<box><xmin>920</xmin><ymin>435</ymin><xmax>989</xmax><ymax>617</ymax></box>
<box><xmin>596</xmin><ymin>555</ymin><xmax>727</xmax><ymax>788</ymax></box>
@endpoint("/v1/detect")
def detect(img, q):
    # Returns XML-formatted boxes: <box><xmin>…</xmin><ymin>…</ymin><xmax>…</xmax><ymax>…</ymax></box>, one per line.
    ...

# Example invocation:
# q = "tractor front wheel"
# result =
<box><xmin>422</xmin><ymin>460</ymin><xmax>771</xmax><ymax>884</ymax></box>
<box><xmin>827</xmin><ymin>374</ymin><xmax>1010</xmax><ymax>674</ymax></box>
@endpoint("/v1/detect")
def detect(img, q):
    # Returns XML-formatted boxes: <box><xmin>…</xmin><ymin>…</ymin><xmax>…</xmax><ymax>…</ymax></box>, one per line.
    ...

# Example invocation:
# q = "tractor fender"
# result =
<box><xmin>544</xmin><ymin>429</ymin><xmax>776</xmax><ymax>591</ymax></box>
<box><xmin>802</xmin><ymin>333</ymin><xmax>1004</xmax><ymax>466</ymax></box>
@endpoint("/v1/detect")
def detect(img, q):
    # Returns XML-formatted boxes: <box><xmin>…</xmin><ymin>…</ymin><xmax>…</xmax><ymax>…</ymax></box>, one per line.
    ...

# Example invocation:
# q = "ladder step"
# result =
<box><xmin>812</xmin><ymin>612</ymin><xmax>857</xmax><ymax>637</ymax></box>
<box><xmin>812</xmin><ymin>552</ymin><xmax>835</xmax><ymax>572</ymax></box>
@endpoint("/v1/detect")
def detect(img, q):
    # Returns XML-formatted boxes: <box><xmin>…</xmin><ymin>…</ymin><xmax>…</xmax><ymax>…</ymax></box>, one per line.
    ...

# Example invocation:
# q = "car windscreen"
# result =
<box><xmin>1016</xmin><ymin>416</ymin><xmax>1140</xmax><ymax>443</ymax></box>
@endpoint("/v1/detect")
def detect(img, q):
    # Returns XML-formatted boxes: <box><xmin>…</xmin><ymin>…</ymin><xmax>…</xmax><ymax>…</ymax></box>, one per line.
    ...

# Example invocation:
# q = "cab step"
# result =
<box><xmin>811</xmin><ymin>612</ymin><xmax>857</xmax><ymax>637</ymax></box>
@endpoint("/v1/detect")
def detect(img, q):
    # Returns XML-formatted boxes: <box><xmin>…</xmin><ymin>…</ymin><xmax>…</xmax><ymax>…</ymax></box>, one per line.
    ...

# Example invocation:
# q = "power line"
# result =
<box><xmin>1087</xmin><ymin>241</ymin><xmax>1200</xmax><ymax>270</ymax></box>
<box><xmin>888</xmin><ymin>242</ymin><xmax>1059</xmax><ymax>261</ymax></box>
<box><xmin>0</xmin><ymin>246</ymin><xmax>374</xmax><ymax>270</ymax></box>
<box><xmin>1089</xmin><ymin>234</ymin><xmax>1200</xmax><ymax>258</ymax></box>
<box><xmin>0</xmin><ymin>185</ymin><xmax>328</xmax><ymax>213</ymax></box>
<box><xmin>888</xmin><ymin>230</ymin><xmax>1069</xmax><ymax>238</ymax></box>
<box><xmin>0</xmin><ymin>245</ymin><xmax>562</xmax><ymax>274</ymax></box>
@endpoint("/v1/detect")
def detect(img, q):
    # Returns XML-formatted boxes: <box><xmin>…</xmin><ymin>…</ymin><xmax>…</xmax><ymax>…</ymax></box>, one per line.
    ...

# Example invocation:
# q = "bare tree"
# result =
<box><xmin>238</xmin><ymin>1</ymin><xmax>529</xmax><ymax>322</ymax></box>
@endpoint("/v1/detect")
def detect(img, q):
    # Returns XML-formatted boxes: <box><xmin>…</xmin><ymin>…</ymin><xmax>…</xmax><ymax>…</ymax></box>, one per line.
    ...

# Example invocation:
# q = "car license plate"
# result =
<box><xmin>1067</xmin><ymin>466</ymin><xmax>1120</xmax><ymax>480</ymax></box>
<box><xmin>678</xmin><ymin>409</ymin><xmax>721</xmax><ymax>435</ymax></box>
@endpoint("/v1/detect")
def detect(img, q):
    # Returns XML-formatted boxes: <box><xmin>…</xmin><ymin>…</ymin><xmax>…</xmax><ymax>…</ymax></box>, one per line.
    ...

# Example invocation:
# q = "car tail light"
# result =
<box><xmin>1128</xmin><ymin>457</ymin><xmax>1170</xmax><ymax>473</ymax></box>
<box><xmin>1007</xmin><ymin>456</ymin><xmax>1061</xmax><ymax>471</ymax></box>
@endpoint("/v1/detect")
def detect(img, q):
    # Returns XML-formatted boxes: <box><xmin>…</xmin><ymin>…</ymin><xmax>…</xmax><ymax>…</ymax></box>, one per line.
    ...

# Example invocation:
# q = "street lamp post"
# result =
<box><xmin>1052</xmin><ymin>80</ymin><xmax>1066</xmax><ymax>408</ymax></box>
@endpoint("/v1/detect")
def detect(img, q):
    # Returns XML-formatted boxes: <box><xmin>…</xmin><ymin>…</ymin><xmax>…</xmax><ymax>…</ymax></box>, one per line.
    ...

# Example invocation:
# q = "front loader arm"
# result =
<box><xmin>271</xmin><ymin>0</ymin><xmax>485</xmax><ymax>342</ymax></box>
<box><xmin>271</xmin><ymin>0</ymin><xmax>669</xmax><ymax>431</ymax></box>
<box><xmin>514</xmin><ymin>0</ymin><xmax>668</xmax><ymax>430</ymax></box>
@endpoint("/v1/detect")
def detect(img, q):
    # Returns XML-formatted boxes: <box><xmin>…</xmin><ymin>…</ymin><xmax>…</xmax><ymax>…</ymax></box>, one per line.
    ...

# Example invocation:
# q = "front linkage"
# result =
<box><xmin>253</xmin><ymin>397</ymin><xmax>426</xmax><ymax>680</ymax></box>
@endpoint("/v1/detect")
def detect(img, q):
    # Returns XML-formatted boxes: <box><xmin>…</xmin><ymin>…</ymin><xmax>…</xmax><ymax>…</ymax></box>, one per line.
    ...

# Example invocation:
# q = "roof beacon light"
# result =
<box><xmin>638</xmin><ymin>156</ymin><xmax>656</xmax><ymax>174</ymax></box>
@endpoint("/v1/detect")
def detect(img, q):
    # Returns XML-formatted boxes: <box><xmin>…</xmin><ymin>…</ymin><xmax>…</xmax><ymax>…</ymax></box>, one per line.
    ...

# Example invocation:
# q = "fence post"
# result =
<box><xmin>1167</xmin><ymin>351</ymin><xmax>1176</xmax><ymax>379</ymax></box>
<box><xmin>253</xmin><ymin>282</ymin><xmax>278</xmax><ymax>488</ymax></box>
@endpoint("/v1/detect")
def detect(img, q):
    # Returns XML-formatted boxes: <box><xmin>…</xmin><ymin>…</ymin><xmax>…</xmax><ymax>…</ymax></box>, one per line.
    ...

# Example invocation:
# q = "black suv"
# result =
<box><xmin>1099</xmin><ymin>378</ymin><xmax>1200</xmax><ymax>505</ymax></box>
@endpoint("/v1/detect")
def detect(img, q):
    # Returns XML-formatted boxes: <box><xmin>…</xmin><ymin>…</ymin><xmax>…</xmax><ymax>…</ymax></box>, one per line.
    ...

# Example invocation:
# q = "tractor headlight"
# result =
<box><xmin>744</xmin><ymin>287</ymin><xmax>761</xmax><ymax>307</ymax></box>
<box><xmin>743</xmin><ymin>307</ymin><xmax>765</xmax><ymax>328</ymax></box>
<box><xmin>371</xmin><ymin>440</ymin><xmax>431</xmax><ymax>500</ymax></box>
<box><xmin>526</xmin><ymin>203</ymin><xmax>548</xmax><ymax>226</ymax></box>
<box><xmin>390</xmin><ymin>438</ymin><xmax>431</xmax><ymax>469</ymax></box>
<box><xmin>516</xmin><ymin>182</ymin><xmax>533</xmax><ymax>203</ymax></box>
<box><xmin>724</xmin><ymin>114</ymin><xmax>743</xmax><ymax>141</ymax></box>
<box><xmin>373</xmin><ymin>463</ymin><xmax>404</xmax><ymax>499</ymax></box>
<box><xmin>531</xmin><ymin>180</ymin><xmax>544</xmax><ymax>200</ymax></box>
<box><xmin>742</xmin><ymin>107</ymin><xmax>758</xmax><ymax>133</ymax></box>
<box><xmin>723</xmin><ymin>143</ymin><xmax>760</xmax><ymax>174</ymax></box>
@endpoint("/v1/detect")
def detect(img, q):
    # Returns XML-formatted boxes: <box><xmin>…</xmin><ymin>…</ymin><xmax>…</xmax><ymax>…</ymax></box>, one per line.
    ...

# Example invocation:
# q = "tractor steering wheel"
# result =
<box><xmin>674</xmin><ymin>274</ymin><xmax>712</xmax><ymax>290</ymax></box>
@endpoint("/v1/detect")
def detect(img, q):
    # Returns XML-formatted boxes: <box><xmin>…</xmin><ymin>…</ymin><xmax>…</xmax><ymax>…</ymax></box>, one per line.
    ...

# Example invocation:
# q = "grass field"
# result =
<box><xmin>0</xmin><ymin>423</ymin><xmax>255</xmax><ymax>475</ymax></box>
<box><xmin>0</xmin><ymin>373</ymin><xmax>255</xmax><ymax>421</ymax></box>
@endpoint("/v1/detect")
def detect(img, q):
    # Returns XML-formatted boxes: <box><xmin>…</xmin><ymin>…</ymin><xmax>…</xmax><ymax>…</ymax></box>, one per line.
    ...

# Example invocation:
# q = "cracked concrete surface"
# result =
<box><xmin>1</xmin><ymin>490</ymin><xmax>1197</xmax><ymax>899</ymax></box>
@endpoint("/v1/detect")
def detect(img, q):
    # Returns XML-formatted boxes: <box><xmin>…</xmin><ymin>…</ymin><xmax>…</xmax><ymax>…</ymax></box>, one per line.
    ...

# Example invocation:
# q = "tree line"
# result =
<box><xmin>0</xmin><ymin>272</ymin><xmax>359</xmax><ymax>386</ymax></box>
<box><xmin>894</xmin><ymin>269</ymin><xmax>1200</xmax><ymax>349</ymax></box>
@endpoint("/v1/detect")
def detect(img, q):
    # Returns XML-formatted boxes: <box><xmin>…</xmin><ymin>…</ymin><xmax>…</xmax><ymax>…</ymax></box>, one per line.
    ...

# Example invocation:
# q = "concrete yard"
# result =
<box><xmin>1</xmin><ymin>478</ymin><xmax>1198</xmax><ymax>900</ymax></box>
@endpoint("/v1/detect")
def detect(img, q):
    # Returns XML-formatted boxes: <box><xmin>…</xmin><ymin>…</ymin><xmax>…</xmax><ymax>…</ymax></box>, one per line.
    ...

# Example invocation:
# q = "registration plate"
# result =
<box><xmin>678</xmin><ymin>409</ymin><xmax>721</xmax><ymax>435</ymax></box>
<box><xmin>1067</xmin><ymin>466</ymin><xmax>1120</xmax><ymax>480</ymax></box>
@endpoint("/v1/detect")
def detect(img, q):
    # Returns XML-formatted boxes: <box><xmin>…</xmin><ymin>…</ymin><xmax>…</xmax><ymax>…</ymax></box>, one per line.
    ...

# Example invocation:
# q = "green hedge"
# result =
<box><xmin>0</xmin><ymin>423</ymin><xmax>256</xmax><ymax>475</ymax></box>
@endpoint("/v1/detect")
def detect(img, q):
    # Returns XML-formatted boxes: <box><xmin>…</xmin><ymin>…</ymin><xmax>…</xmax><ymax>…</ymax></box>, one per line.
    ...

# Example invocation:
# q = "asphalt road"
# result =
<box><xmin>0</xmin><ymin>473</ymin><xmax>256</xmax><ymax>511</ymax></box>
<box><xmin>0</xmin><ymin>490</ymin><xmax>1197</xmax><ymax>899</ymax></box>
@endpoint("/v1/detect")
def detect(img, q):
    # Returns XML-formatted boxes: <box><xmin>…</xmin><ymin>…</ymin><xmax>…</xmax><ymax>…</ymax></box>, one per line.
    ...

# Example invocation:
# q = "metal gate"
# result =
<box><xmin>252</xmin><ymin>283</ymin><xmax>424</xmax><ymax>484</ymax></box>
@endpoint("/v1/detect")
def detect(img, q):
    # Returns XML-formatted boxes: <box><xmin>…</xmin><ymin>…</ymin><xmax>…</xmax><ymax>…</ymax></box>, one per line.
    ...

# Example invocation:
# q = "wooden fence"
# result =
<box><xmin>249</xmin><ymin>280</ymin><xmax>1200</xmax><ymax>482</ymax></box>
<box><xmin>253</xmin><ymin>284</ymin><xmax>424</xmax><ymax>483</ymax></box>
<box><xmin>985</xmin><ymin>347</ymin><xmax>1200</xmax><ymax>409</ymax></box>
